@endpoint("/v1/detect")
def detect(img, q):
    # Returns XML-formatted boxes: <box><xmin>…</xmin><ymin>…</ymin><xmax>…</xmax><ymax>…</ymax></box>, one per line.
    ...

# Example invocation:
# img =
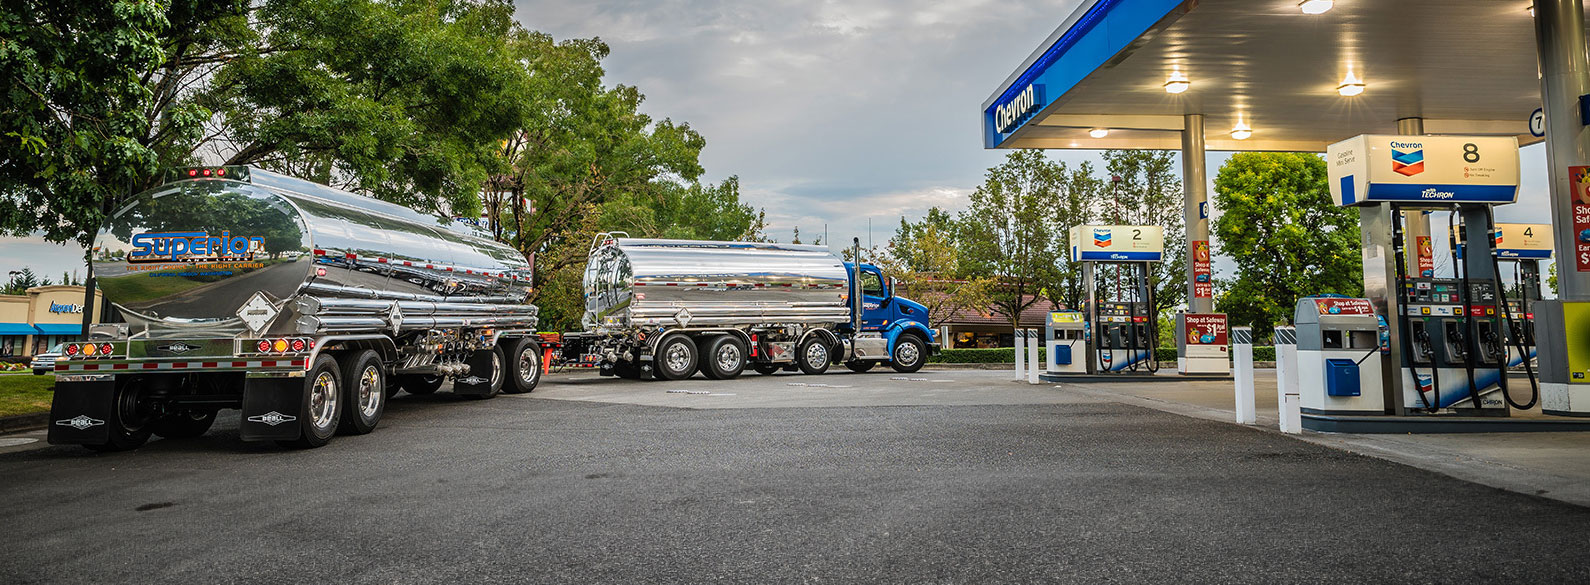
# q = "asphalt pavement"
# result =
<box><xmin>1</xmin><ymin>369</ymin><xmax>1587</xmax><ymax>584</ymax></box>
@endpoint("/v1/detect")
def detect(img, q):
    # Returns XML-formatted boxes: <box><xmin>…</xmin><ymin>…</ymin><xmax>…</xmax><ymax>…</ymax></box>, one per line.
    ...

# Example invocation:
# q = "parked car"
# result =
<box><xmin>31</xmin><ymin>344</ymin><xmax>63</xmax><ymax>375</ymax></box>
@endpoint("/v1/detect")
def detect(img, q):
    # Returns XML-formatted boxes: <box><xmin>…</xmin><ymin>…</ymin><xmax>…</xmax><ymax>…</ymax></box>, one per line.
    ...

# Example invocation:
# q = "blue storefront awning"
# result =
<box><xmin>34</xmin><ymin>323</ymin><xmax>83</xmax><ymax>336</ymax></box>
<box><xmin>0</xmin><ymin>323</ymin><xmax>40</xmax><ymax>335</ymax></box>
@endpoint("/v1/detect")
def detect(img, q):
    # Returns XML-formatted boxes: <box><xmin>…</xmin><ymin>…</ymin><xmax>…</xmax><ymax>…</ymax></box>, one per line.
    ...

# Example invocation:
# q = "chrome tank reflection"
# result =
<box><xmin>94</xmin><ymin>168</ymin><xmax>530</xmax><ymax>333</ymax></box>
<box><xmin>584</xmin><ymin>239</ymin><xmax>850</xmax><ymax>330</ymax></box>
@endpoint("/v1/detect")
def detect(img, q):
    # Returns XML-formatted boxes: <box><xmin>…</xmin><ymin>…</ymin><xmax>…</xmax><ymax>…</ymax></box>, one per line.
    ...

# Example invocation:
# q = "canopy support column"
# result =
<box><xmin>1533</xmin><ymin>0</ymin><xmax>1590</xmax><ymax>414</ymax></box>
<box><xmin>1182</xmin><ymin>114</ymin><xmax>1212</xmax><ymax>314</ymax></box>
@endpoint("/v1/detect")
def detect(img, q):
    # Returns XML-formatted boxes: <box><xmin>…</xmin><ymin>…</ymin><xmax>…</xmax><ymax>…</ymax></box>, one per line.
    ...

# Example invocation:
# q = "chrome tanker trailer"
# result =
<box><xmin>562</xmin><ymin>234</ymin><xmax>938</xmax><ymax>380</ymax></box>
<box><xmin>49</xmin><ymin>166</ymin><xmax>542</xmax><ymax>451</ymax></box>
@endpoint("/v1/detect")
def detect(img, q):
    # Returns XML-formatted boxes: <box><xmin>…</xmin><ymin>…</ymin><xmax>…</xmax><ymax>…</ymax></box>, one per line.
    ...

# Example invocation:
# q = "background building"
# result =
<box><xmin>0</xmin><ymin>286</ymin><xmax>102</xmax><ymax>358</ymax></box>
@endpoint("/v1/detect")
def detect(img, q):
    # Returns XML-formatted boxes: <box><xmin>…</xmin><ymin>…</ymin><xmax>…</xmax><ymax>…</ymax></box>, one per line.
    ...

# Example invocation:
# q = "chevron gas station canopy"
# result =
<box><xmin>981</xmin><ymin>0</ymin><xmax>1548</xmax><ymax>152</ymax></box>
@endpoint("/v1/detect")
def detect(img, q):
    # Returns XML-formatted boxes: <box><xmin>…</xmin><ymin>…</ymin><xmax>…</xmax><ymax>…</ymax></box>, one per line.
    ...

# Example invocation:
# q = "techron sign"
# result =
<box><xmin>993</xmin><ymin>84</ymin><xmax>1043</xmax><ymax>134</ymax></box>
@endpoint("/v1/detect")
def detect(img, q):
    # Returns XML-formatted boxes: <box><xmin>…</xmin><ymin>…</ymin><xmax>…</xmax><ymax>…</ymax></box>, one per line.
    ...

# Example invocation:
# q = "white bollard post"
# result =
<box><xmin>1013</xmin><ymin>326</ymin><xmax>1025</xmax><ymax>381</ymax></box>
<box><xmin>1233</xmin><ymin>326</ymin><xmax>1256</xmax><ymax>424</ymax></box>
<box><xmin>1283</xmin><ymin>395</ymin><xmax>1303</xmax><ymax>434</ymax></box>
<box><xmin>1273</xmin><ymin>326</ymin><xmax>1299</xmax><ymax>433</ymax></box>
<box><xmin>1026</xmin><ymin>329</ymin><xmax>1041</xmax><ymax>384</ymax></box>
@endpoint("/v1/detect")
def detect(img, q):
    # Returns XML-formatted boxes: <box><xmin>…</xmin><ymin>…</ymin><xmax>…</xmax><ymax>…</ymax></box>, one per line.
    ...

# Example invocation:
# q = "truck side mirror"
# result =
<box><xmin>887</xmin><ymin>276</ymin><xmax>896</xmax><ymax>298</ymax></box>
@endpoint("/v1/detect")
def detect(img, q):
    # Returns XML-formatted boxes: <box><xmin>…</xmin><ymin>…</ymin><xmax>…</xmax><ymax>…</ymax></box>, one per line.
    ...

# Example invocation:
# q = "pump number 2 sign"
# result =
<box><xmin>1572</xmin><ymin>166</ymin><xmax>1590</xmax><ymax>272</ymax></box>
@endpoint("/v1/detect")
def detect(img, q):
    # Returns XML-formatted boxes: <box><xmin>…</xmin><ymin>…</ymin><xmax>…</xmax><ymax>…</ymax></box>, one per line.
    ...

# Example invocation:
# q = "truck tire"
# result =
<box><xmin>398</xmin><ymin>374</ymin><xmax>444</xmax><ymax>395</ymax></box>
<box><xmin>890</xmin><ymin>334</ymin><xmax>927</xmax><ymax>373</ymax></box>
<box><xmin>459</xmin><ymin>346</ymin><xmax>506</xmax><ymax>399</ymax></box>
<box><xmin>699</xmin><ymin>335</ymin><xmax>747</xmax><ymax>380</ymax></box>
<box><xmin>752</xmin><ymin>363</ymin><xmax>780</xmax><ymax>375</ymax></box>
<box><xmin>84</xmin><ymin>378</ymin><xmax>155</xmax><ymax>451</ymax></box>
<box><xmin>337</xmin><ymin>350</ymin><xmax>385</xmax><ymax>435</ymax></box>
<box><xmin>504</xmin><ymin>337</ymin><xmax>542</xmax><ymax>394</ymax></box>
<box><xmin>150</xmin><ymin>410</ymin><xmax>217</xmax><ymax>439</ymax></box>
<box><xmin>844</xmin><ymin>360</ymin><xmax>877</xmax><ymax>373</ymax></box>
<box><xmin>796</xmin><ymin>337</ymin><xmax>832</xmax><ymax>375</ymax></box>
<box><xmin>655</xmin><ymin>335</ymin><xmax>698</xmax><ymax>380</ymax></box>
<box><xmin>278</xmin><ymin>354</ymin><xmax>343</xmax><ymax>449</ymax></box>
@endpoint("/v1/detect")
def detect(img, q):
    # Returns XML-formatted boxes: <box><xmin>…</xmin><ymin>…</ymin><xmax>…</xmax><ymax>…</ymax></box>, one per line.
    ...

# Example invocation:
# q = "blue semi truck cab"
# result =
<box><xmin>843</xmin><ymin>261</ymin><xmax>940</xmax><ymax>373</ymax></box>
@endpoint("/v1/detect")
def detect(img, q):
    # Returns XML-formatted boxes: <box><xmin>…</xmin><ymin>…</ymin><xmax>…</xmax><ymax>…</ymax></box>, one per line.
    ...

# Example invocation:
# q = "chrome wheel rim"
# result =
<box><xmin>491</xmin><ymin>350</ymin><xmax>503</xmax><ymax>389</ymax></box>
<box><xmin>805</xmin><ymin>342</ymin><xmax>827</xmax><ymax>365</ymax></box>
<box><xmin>716</xmin><ymin>343</ymin><xmax>741</xmax><ymax>372</ymax></box>
<box><xmin>310</xmin><ymin>371</ymin><xmax>338</xmax><ymax>429</ymax></box>
<box><xmin>897</xmin><ymin>341</ymin><xmax>920</xmax><ymax>366</ymax></box>
<box><xmin>357</xmin><ymin>365</ymin><xmax>381</xmax><ymax>418</ymax></box>
<box><xmin>665</xmin><ymin>341</ymin><xmax>692</xmax><ymax>373</ymax></box>
<box><xmin>518</xmin><ymin>346</ymin><xmax>539</xmax><ymax>385</ymax></box>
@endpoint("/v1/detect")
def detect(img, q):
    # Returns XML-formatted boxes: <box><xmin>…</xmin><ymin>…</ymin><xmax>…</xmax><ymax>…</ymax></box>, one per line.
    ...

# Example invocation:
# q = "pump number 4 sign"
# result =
<box><xmin>1571</xmin><ymin>166</ymin><xmax>1590</xmax><ymax>272</ymax></box>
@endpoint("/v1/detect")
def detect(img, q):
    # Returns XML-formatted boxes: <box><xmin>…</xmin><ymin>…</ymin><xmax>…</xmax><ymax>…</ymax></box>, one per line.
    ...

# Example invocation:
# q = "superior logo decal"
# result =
<box><xmin>1390</xmin><ymin>142</ymin><xmax>1424</xmax><ymax>176</ymax></box>
<box><xmin>129</xmin><ymin>231</ymin><xmax>264</xmax><ymax>264</ymax></box>
<box><xmin>994</xmin><ymin>84</ymin><xmax>1040</xmax><ymax>134</ymax></box>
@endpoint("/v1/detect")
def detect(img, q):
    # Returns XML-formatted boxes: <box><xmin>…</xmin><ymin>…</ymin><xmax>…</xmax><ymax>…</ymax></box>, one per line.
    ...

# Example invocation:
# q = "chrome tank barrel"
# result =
<box><xmin>92</xmin><ymin>167</ymin><xmax>532</xmax><ymax>334</ymax></box>
<box><xmin>584</xmin><ymin>238</ymin><xmax>850</xmax><ymax>330</ymax></box>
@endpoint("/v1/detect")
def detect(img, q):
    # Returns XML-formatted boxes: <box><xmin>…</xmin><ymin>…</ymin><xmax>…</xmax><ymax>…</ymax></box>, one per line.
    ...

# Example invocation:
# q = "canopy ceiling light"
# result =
<box><xmin>1164</xmin><ymin>72</ymin><xmax>1190</xmax><ymax>94</ymax></box>
<box><xmin>1089</xmin><ymin>128</ymin><xmax>1110</xmax><ymax>138</ymax></box>
<box><xmin>1337</xmin><ymin>72</ymin><xmax>1365</xmax><ymax>96</ymax></box>
<box><xmin>1230</xmin><ymin>122</ymin><xmax>1252</xmax><ymax>140</ymax></box>
<box><xmin>1298</xmin><ymin>0</ymin><xmax>1334</xmax><ymax>15</ymax></box>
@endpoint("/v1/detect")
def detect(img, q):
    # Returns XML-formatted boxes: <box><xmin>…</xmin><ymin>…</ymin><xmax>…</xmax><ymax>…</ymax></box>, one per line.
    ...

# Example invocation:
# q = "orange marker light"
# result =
<box><xmin>273</xmin><ymin>339</ymin><xmax>288</xmax><ymax>353</ymax></box>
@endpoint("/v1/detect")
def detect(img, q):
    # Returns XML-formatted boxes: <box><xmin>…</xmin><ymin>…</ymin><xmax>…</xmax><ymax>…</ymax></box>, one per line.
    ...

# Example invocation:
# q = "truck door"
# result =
<box><xmin>858</xmin><ymin>266</ymin><xmax>889</xmax><ymax>331</ymax></box>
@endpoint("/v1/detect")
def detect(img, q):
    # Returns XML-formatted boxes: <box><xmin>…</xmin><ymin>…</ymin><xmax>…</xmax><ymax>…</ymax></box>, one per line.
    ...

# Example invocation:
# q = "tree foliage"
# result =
<box><xmin>0</xmin><ymin>0</ymin><xmax>177</xmax><ymax>247</ymax></box>
<box><xmin>1212</xmin><ymin>152</ymin><xmax>1361</xmax><ymax>336</ymax></box>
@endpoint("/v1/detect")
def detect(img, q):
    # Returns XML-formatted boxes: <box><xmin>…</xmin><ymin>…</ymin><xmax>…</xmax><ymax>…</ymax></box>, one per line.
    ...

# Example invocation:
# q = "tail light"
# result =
<box><xmin>100</xmin><ymin>343</ymin><xmax>114</xmax><ymax>356</ymax></box>
<box><xmin>290</xmin><ymin>339</ymin><xmax>306</xmax><ymax>351</ymax></box>
<box><xmin>257</xmin><ymin>340</ymin><xmax>272</xmax><ymax>353</ymax></box>
<box><xmin>65</xmin><ymin>344</ymin><xmax>80</xmax><ymax>356</ymax></box>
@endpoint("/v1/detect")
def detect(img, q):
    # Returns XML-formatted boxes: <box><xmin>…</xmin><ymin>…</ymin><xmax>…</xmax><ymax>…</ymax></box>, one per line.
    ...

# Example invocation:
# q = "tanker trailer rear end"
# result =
<box><xmin>49</xmin><ymin>166</ymin><xmax>542</xmax><ymax>451</ymax></box>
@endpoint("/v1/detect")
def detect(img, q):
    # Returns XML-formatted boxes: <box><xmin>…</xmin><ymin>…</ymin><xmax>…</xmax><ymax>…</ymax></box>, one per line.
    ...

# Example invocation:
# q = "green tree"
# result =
<box><xmin>885</xmin><ymin>211</ymin><xmax>991</xmax><ymax>328</ymax></box>
<box><xmin>3</xmin><ymin>268</ymin><xmax>51</xmax><ymax>295</ymax></box>
<box><xmin>484</xmin><ymin>33</ymin><xmax>705</xmax><ymax>305</ymax></box>
<box><xmin>1097</xmin><ymin>150</ymin><xmax>1185</xmax><ymax>320</ymax></box>
<box><xmin>1047</xmin><ymin>161</ymin><xmax>1102</xmax><ymax>310</ymax></box>
<box><xmin>958</xmin><ymin>150</ymin><xmax>1065</xmax><ymax>328</ymax></box>
<box><xmin>1212</xmin><ymin>152</ymin><xmax>1361</xmax><ymax>337</ymax></box>
<box><xmin>0</xmin><ymin>0</ymin><xmax>180</xmax><ymax>247</ymax></box>
<box><xmin>212</xmin><ymin>0</ymin><xmax>530</xmax><ymax>216</ymax></box>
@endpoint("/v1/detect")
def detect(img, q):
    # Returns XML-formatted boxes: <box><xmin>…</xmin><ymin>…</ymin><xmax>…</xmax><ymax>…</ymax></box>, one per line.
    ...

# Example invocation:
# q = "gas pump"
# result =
<box><xmin>1045</xmin><ymin>311</ymin><xmax>1087</xmax><ymax>374</ymax></box>
<box><xmin>1490</xmin><ymin>223</ymin><xmax>1550</xmax><ymax>383</ymax></box>
<box><xmin>1328</xmin><ymin>134</ymin><xmax>1528</xmax><ymax>417</ymax></box>
<box><xmin>1068</xmin><ymin>225</ymin><xmax>1163</xmax><ymax>375</ymax></box>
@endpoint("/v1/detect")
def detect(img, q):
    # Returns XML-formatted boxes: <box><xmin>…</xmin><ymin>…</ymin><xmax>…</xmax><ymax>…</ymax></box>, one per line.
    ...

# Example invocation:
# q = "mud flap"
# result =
<box><xmin>47</xmin><ymin>379</ymin><xmax>115</xmax><ymax>445</ymax></box>
<box><xmin>240</xmin><ymin>377</ymin><xmax>303</xmax><ymax>442</ymax></box>
<box><xmin>453</xmin><ymin>349</ymin><xmax>497</xmax><ymax>396</ymax></box>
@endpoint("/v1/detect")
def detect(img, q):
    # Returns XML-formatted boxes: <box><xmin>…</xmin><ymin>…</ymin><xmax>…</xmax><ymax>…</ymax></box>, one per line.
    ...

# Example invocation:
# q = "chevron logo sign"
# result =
<box><xmin>1093</xmin><ymin>229</ymin><xmax>1112</xmax><ymax>247</ymax></box>
<box><xmin>1391</xmin><ymin>146</ymin><xmax>1424</xmax><ymax>176</ymax></box>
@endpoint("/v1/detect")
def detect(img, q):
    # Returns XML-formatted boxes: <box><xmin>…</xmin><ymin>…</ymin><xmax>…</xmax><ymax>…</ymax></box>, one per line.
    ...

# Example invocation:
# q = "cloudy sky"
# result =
<box><xmin>0</xmin><ymin>0</ymin><xmax>1557</xmax><ymax>281</ymax></box>
<box><xmin>506</xmin><ymin>0</ymin><xmax>1556</xmax><ymax>248</ymax></box>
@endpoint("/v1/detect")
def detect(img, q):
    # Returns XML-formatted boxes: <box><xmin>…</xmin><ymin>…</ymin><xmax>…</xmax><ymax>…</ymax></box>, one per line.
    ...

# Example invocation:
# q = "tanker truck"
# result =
<box><xmin>48</xmin><ymin>166</ymin><xmax>543</xmax><ymax>451</ymax></box>
<box><xmin>560</xmin><ymin>233</ymin><xmax>939</xmax><ymax>380</ymax></box>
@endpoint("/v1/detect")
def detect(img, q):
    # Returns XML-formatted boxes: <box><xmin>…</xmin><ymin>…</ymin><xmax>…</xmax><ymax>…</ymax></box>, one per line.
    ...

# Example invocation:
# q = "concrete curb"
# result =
<box><xmin>0</xmin><ymin>412</ymin><xmax>48</xmax><ymax>434</ymax></box>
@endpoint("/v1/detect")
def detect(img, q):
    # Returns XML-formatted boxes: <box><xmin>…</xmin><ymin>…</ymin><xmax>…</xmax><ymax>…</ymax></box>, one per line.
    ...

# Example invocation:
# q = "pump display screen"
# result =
<box><xmin>1402</xmin><ymin>278</ymin><xmax>1498</xmax><ymax>317</ymax></box>
<box><xmin>1096</xmin><ymin>303</ymin><xmax>1149</xmax><ymax>323</ymax></box>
